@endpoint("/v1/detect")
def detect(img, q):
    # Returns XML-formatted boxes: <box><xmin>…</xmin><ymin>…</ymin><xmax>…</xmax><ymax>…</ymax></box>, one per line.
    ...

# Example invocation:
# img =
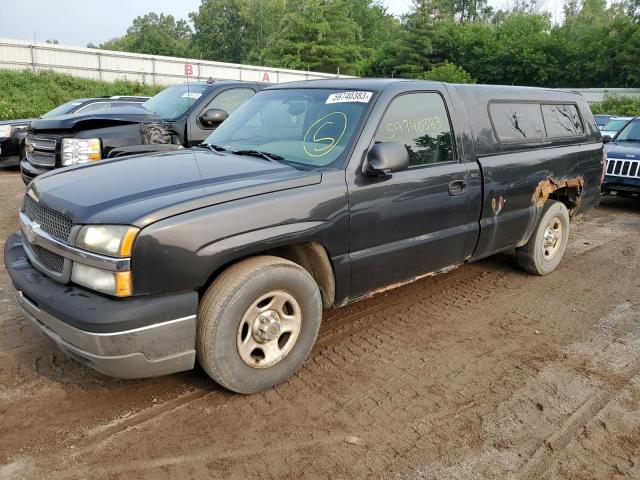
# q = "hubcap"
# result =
<box><xmin>236</xmin><ymin>291</ymin><xmax>302</xmax><ymax>368</ymax></box>
<box><xmin>254</xmin><ymin>310</ymin><xmax>282</xmax><ymax>342</ymax></box>
<box><xmin>542</xmin><ymin>216</ymin><xmax>563</xmax><ymax>261</ymax></box>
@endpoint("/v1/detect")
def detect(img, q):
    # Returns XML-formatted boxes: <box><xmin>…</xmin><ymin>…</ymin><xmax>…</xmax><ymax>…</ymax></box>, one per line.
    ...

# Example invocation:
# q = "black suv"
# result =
<box><xmin>0</xmin><ymin>96</ymin><xmax>148</xmax><ymax>168</ymax></box>
<box><xmin>603</xmin><ymin>117</ymin><xmax>640</xmax><ymax>197</ymax></box>
<box><xmin>21</xmin><ymin>81</ymin><xmax>265</xmax><ymax>183</ymax></box>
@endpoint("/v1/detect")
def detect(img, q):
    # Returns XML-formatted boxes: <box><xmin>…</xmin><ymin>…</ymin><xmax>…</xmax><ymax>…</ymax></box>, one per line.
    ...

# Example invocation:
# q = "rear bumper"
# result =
<box><xmin>5</xmin><ymin>232</ymin><xmax>198</xmax><ymax>379</ymax></box>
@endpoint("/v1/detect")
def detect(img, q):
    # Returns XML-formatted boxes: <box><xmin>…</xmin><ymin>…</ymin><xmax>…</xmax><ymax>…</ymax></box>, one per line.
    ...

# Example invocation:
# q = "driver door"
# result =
<box><xmin>347</xmin><ymin>91</ymin><xmax>472</xmax><ymax>298</ymax></box>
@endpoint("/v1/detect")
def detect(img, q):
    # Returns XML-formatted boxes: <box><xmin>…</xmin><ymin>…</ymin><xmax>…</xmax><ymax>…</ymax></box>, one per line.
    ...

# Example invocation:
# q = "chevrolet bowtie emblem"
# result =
<box><xmin>24</xmin><ymin>222</ymin><xmax>40</xmax><ymax>244</ymax></box>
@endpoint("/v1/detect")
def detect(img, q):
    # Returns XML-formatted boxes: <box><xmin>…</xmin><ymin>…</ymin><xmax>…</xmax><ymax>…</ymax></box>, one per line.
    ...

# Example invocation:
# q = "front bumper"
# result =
<box><xmin>4</xmin><ymin>232</ymin><xmax>198</xmax><ymax>379</ymax></box>
<box><xmin>0</xmin><ymin>137</ymin><xmax>21</xmax><ymax>167</ymax></box>
<box><xmin>603</xmin><ymin>175</ymin><xmax>640</xmax><ymax>196</ymax></box>
<box><xmin>20</xmin><ymin>159</ymin><xmax>49</xmax><ymax>184</ymax></box>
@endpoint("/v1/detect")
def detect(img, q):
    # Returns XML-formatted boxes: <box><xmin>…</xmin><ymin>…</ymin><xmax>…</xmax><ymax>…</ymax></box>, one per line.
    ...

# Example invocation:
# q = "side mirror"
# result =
<box><xmin>199</xmin><ymin>108</ymin><xmax>228</xmax><ymax>127</ymax></box>
<box><xmin>602</xmin><ymin>135</ymin><xmax>612</xmax><ymax>144</ymax></box>
<box><xmin>365</xmin><ymin>142</ymin><xmax>409</xmax><ymax>176</ymax></box>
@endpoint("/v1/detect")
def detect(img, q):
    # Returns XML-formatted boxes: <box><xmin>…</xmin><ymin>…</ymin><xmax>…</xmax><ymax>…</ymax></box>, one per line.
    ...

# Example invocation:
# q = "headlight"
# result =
<box><xmin>62</xmin><ymin>138</ymin><xmax>101</xmax><ymax>165</ymax></box>
<box><xmin>72</xmin><ymin>263</ymin><xmax>132</xmax><ymax>297</ymax></box>
<box><xmin>0</xmin><ymin>125</ymin><xmax>11</xmax><ymax>137</ymax></box>
<box><xmin>76</xmin><ymin>225</ymin><xmax>139</xmax><ymax>257</ymax></box>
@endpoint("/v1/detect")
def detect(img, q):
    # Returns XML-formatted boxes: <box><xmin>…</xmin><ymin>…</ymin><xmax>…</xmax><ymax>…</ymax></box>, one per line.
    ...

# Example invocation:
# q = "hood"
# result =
<box><xmin>31</xmin><ymin>106</ymin><xmax>159</xmax><ymax>131</ymax></box>
<box><xmin>0</xmin><ymin>118</ymin><xmax>33</xmax><ymax>126</ymax></box>
<box><xmin>606</xmin><ymin>142</ymin><xmax>640</xmax><ymax>159</ymax></box>
<box><xmin>29</xmin><ymin>149</ymin><xmax>321</xmax><ymax>227</ymax></box>
<box><xmin>601</xmin><ymin>130</ymin><xmax>619</xmax><ymax>138</ymax></box>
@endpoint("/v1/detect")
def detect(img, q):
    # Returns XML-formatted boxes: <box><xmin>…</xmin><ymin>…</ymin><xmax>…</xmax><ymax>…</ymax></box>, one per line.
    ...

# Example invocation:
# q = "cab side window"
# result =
<box><xmin>204</xmin><ymin>88</ymin><xmax>255</xmax><ymax>116</ymax></box>
<box><xmin>374</xmin><ymin>92</ymin><xmax>455</xmax><ymax>166</ymax></box>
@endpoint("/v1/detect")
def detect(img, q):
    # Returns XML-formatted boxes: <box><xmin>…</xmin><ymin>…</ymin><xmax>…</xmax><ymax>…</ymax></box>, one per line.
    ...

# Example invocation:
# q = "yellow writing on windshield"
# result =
<box><xmin>303</xmin><ymin>112</ymin><xmax>348</xmax><ymax>157</ymax></box>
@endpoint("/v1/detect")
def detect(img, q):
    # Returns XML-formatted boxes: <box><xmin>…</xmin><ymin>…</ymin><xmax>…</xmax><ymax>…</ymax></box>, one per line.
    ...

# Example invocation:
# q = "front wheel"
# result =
<box><xmin>515</xmin><ymin>200</ymin><xmax>570</xmax><ymax>275</ymax></box>
<box><xmin>197</xmin><ymin>256</ymin><xmax>322</xmax><ymax>394</ymax></box>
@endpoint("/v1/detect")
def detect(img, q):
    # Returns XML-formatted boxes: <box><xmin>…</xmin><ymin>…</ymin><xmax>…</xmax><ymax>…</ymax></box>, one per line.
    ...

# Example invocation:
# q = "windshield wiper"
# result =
<box><xmin>232</xmin><ymin>149</ymin><xmax>285</xmax><ymax>163</ymax></box>
<box><xmin>193</xmin><ymin>143</ymin><xmax>228</xmax><ymax>153</ymax></box>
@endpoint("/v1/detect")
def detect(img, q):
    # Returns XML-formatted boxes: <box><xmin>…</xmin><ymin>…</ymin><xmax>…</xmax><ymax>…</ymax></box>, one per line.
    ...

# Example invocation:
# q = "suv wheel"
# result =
<box><xmin>197</xmin><ymin>256</ymin><xmax>322</xmax><ymax>394</ymax></box>
<box><xmin>515</xmin><ymin>200</ymin><xmax>570</xmax><ymax>275</ymax></box>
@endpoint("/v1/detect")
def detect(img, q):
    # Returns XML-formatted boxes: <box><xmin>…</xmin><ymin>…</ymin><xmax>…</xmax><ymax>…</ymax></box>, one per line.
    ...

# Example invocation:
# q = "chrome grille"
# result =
<box><xmin>26</xmin><ymin>134</ymin><xmax>58</xmax><ymax>168</ymax></box>
<box><xmin>606</xmin><ymin>158</ymin><xmax>640</xmax><ymax>179</ymax></box>
<box><xmin>32</xmin><ymin>244</ymin><xmax>64</xmax><ymax>273</ymax></box>
<box><xmin>28</xmin><ymin>152</ymin><xmax>56</xmax><ymax>166</ymax></box>
<box><xmin>23</xmin><ymin>194</ymin><xmax>73</xmax><ymax>241</ymax></box>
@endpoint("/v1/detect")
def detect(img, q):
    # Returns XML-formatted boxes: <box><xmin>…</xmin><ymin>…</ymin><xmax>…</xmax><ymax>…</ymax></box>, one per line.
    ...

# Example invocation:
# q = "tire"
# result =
<box><xmin>197</xmin><ymin>255</ymin><xmax>322</xmax><ymax>394</ymax></box>
<box><xmin>515</xmin><ymin>200</ymin><xmax>570</xmax><ymax>275</ymax></box>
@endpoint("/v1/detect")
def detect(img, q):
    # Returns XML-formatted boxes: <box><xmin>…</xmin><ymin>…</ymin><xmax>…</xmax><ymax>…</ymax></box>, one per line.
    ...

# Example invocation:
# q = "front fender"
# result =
<box><xmin>130</xmin><ymin>171</ymin><xmax>350</xmax><ymax>297</ymax></box>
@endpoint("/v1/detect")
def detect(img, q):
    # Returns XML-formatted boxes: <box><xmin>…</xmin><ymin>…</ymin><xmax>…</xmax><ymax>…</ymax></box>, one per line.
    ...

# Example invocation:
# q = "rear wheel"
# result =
<box><xmin>197</xmin><ymin>256</ymin><xmax>322</xmax><ymax>394</ymax></box>
<box><xmin>515</xmin><ymin>200</ymin><xmax>570</xmax><ymax>275</ymax></box>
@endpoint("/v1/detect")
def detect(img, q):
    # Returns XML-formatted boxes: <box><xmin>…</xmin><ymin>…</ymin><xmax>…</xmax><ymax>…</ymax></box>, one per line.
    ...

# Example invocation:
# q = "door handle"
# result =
<box><xmin>448</xmin><ymin>180</ymin><xmax>467</xmax><ymax>196</ymax></box>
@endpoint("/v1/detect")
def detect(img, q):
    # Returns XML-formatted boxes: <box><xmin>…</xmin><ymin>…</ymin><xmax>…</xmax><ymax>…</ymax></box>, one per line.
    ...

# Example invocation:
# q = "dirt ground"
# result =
<box><xmin>0</xmin><ymin>165</ymin><xmax>639</xmax><ymax>480</ymax></box>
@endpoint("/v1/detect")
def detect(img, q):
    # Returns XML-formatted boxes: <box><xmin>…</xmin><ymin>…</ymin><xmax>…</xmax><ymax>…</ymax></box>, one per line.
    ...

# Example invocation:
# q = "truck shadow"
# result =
<box><xmin>598</xmin><ymin>195</ymin><xmax>640</xmax><ymax>213</ymax></box>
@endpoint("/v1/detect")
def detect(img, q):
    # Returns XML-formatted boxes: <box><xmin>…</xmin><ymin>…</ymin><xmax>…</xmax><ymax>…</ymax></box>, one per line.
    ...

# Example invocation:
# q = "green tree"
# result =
<box><xmin>261</xmin><ymin>0</ymin><xmax>364</xmax><ymax>75</ymax></box>
<box><xmin>94</xmin><ymin>13</ymin><xmax>192</xmax><ymax>57</ymax></box>
<box><xmin>430</xmin><ymin>20</ymin><xmax>496</xmax><ymax>80</ymax></box>
<box><xmin>421</xmin><ymin>61</ymin><xmax>476</xmax><ymax>82</ymax></box>
<box><xmin>546</xmin><ymin>0</ymin><xmax>637</xmax><ymax>87</ymax></box>
<box><xmin>82</xmin><ymin>0</ymin><xmax>640</xmax><ymax>88</ymax></box>
<box><xmin>369</xmin><ymin>0</ymin><xmax>437</xmax><ymax>78</ymax></box>
<box><xmin>238</xmin><ymin>0</ymin><xmax>288</xmax><ymax>63</ymax></box>
<box><xmin>190</xmin><ymin>0</ymin><xmax>249</xmax><ymax>63</ymax></box>
<box><xmin>491</xmin><ymin>12</ymin><xmax>552</xmax><ymax>85</ymax></box>
<box><xmin>435</xmin><ymin>0</ymin><xmax>492</xmax><ymax>23</ymax></box>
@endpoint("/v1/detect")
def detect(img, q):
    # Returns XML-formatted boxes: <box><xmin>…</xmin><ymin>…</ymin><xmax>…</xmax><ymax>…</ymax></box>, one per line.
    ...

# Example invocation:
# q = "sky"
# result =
<box><xmin>0</xmin><ymin>0</ymin><xmax>560</xmax><ymax>48</ymax></box>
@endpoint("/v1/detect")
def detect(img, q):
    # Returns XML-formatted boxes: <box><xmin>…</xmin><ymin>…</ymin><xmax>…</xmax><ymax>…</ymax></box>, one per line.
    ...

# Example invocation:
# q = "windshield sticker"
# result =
<box><xmin>326</xmin><ymin>91</ymin><xmax>372</xmax><ymax>104</ymax></box>
<box><xmin>181</xmin><ymin>92</ymin><xmax>203</xmax><ymax>99</ymax></box>
<box><xmin>303</xmin><ymin>112</ymin><xmax>347</xmax><ymax>157</ymax></box>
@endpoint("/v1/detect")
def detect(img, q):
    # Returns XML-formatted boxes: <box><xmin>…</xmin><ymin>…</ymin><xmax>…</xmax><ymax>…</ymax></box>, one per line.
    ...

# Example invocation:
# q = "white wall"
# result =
<box><xmin>0</xmin><ymin>38</ymin><xmax>353</xmax><ymax>85</ymax></box>
<box><xmin>569</xmin><ymin>88</ymin><xmax>640</xmax><ymax>104</ymax></box>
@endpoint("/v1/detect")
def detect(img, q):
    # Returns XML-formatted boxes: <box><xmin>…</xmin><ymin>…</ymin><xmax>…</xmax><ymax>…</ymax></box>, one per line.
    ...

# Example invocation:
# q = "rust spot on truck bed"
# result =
<box><xmin>491</xmin><ymin>195</ymin><xmax>506</xmax><ymax>216</ymax></box>
<box><xmin>532</xmin><ymin>175</ymin><xmax>584</xmax><ymax>207</ymax></box>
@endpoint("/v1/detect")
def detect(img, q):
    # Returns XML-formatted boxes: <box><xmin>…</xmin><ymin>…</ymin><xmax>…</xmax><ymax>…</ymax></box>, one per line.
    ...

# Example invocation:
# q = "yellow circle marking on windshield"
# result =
<box><xmin>303</xmin><ymin>112</ymin><xmax>348</xmax><ymax>157</ymax></box>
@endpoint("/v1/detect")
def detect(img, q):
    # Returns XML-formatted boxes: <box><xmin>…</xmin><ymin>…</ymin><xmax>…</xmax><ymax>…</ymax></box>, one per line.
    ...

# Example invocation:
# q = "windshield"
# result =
<box><xmin>593</xmin><ymin>115</ymin><xmax>609</xmax><ymax>127</ymax></box>
<box><xmin>204</xmin><ymin>89</ymin><xmax>374</xmax><ymax>167</ymax></box>
<box><xmin>603</xmin><ymin>119</ymin><xmax>631</xmax><ymax>132</ymax></box>
<box><xmin>41</xmin><ymin>100</ymin><xmax>83</xmax><ymax>118</ymax></box>
<box><xmin>143</xmin><ymin>85</ymin><xmax>209</xmax><ymax>120</ymax></box>
<box><xmin>614</xmin><ymin>119</ymin><xmax>640</xmax><ymax>142</ymax></box>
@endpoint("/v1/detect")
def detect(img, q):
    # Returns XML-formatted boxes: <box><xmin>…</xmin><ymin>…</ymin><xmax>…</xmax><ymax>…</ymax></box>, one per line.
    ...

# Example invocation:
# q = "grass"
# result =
<box><xmin>590</xmin><ymin>94</ymin><xmax>640</xmax><ymax>116</ymax></box>
<box><xmin>0</xmin><ymin>69</ymin><xmax>162</xmax><ymax>120</ymax></box>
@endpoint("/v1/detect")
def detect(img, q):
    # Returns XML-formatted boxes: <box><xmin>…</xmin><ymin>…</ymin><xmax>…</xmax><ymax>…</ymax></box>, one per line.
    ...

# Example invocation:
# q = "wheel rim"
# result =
<box><xmin>236</xmin><ymin>290</ymin><xmax>302</xmax><ymax>368</ymax></box>
<box><xmin>542</xmin><ymin>216</ymin><xmax>563</xmax><ymax>261</ymax></box>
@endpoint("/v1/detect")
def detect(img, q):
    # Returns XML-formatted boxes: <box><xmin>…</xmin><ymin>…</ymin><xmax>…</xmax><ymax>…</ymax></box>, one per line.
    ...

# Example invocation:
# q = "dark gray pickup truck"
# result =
<box><xmin>5</xmin><ymin>79</ymin><xmax>603</xmax><ymax>393</ymax></box>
